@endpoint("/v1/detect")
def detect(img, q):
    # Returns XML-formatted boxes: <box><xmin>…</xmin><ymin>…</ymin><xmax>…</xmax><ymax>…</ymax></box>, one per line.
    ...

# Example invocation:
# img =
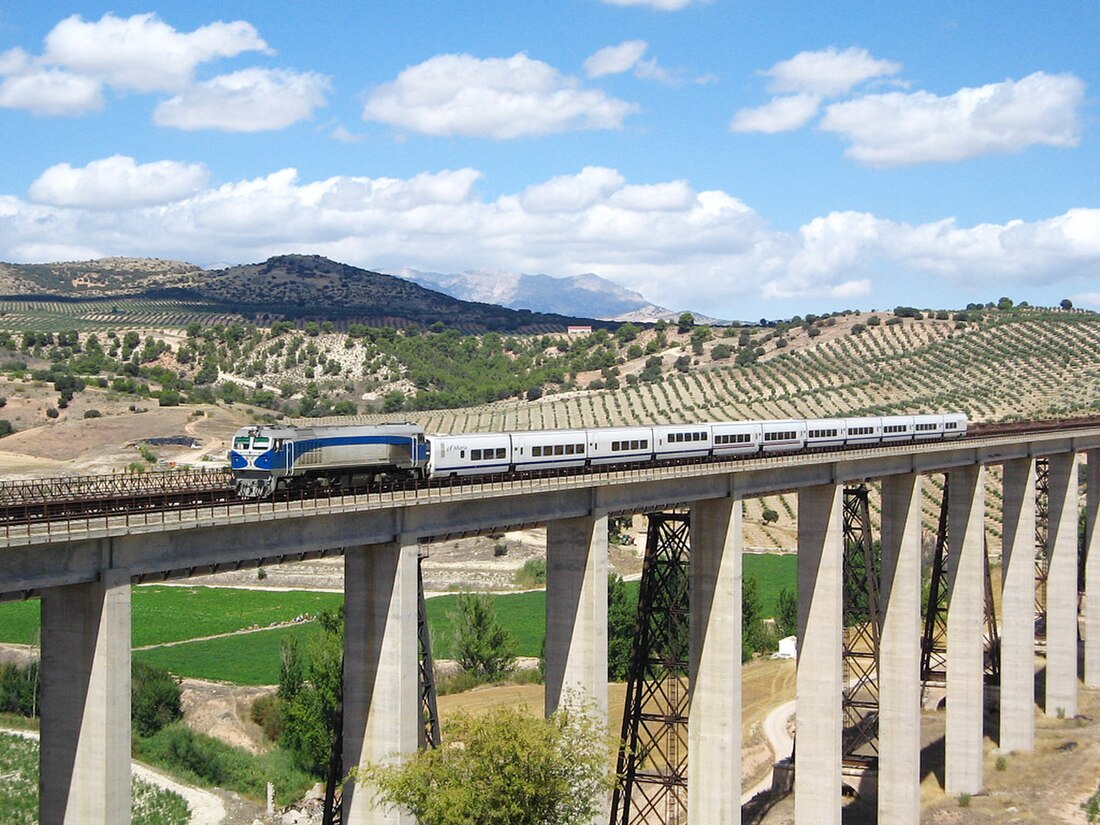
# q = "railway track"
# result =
<box><xmin>1</xmin><ymin>415</ymin><xmax>1097</xmax><ymax>528</ymax></box>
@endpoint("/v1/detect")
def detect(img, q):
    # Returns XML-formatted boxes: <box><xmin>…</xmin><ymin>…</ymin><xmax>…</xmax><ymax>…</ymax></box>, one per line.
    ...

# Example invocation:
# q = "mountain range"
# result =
<box><xmin>392</xmin><ymin>267</ymin><xmax>722</xmax><ymax>324</ymax></box>
<box><xmin>0</xmin><ymin>254</ymin><xmax>722</xmax><ymax>330</ymax></box>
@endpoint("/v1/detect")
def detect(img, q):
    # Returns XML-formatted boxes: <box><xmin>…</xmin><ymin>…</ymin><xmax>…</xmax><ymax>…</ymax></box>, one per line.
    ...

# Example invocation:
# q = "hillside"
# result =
<box><xmin>0</xmin><ymin>255</ymin><xmax>617</xmax><ymax>334</ymax></box>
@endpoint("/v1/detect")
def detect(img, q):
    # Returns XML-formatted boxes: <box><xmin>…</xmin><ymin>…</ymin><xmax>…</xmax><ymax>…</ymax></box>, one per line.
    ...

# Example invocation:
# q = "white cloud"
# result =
<box><xmin>2</xmin><ymin>162</ymin><xmax>1098</xmax><ymax>315</ymax></box>
<box><xmin>363</xmin><ymin>53</ymin><xmax>637</xmax><ymax>138</ymax></box>
<box><xmin>599</xmin><ymin>0</ymin><xmax>703</xmax><ymax>9</ymax></box>
<box><xmin>820</xmin><ymin>71</ymin><xmax>1085</xmax><ymax>166</ymax></box>
<box><xmin>154</xmin><ymin>68</ymin><xmax>329</xmax><ymax>132</ymax></box>
<box><xmin>27</xmin><ymin>155</ymin><xmax>209</xmax><ymax>209</ymax></box>
<box><xmin>762</xmin><ymin>47</ymin><xmax>900</xmax><ymax>97</ymax></box>
<box><xmin>730</xmin><ymin>93</ymin><xmax>821</xmax><ymax>133</ymax></box>
<box><xmin>42</xmin><ymin>12</ymin><xmax>270</xmax><ymax>93</ymax></box>
<box><xmin>520</xmin><ymin>167</ymin><xmax>626</xmax><ymax>212</ymax></box>
<box><xmin>584</xmin><ymin>41</ymin><xmax>649</xmax><ymax>78</ymax></box>
<box><xmin>0</xmin><ymin>66</ymin><xmax>103</xmax><ymax>115</ymax></box>
<box><xmin>1073</xmin><ymin>292</ymin><xmax>1100</xmax><ymax>309</ymax></box>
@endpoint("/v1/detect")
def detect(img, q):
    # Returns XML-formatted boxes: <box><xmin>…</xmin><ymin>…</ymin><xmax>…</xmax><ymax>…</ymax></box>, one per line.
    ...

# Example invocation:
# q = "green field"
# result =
<box><xmin>1</xmin><ymin>556</ymin><xmax>795</xmax><ymax>686</ymax></box>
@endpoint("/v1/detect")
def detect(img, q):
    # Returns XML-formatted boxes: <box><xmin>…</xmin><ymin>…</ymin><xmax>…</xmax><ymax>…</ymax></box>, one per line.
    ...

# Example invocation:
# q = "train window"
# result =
<box><xmin>460</xmin><ymin>450</ymin><xmax>466</xmax><ymax>459</ymax></box>
<box><xmin>565</xmin><ymin>444</ymin><xmax>575</xmax><ymax>455</ymax></box>
<box><xmin>576</xmin><ymin>444</ymin><xmax>584</xmax><ymax>453</ymax></box>
<box><xmin>554</xmin><ymin>445</ymin><xmax>564</xmax><ymax>455</ymax></box>
<box><xmin>628</xmin><ymin>440</ymin><xmax>637</xmax><ymax>450</ymax></box>
<box><xmin>946</xmin><ymin>422</ymin><xmax>957</xmax><ymax>429</ymax></box>
<box><xmin>496</xmin><ymin>448</ymin><xmax>506</xmax><ymax>459</ymax></box>
<box><xmin>471</xmin><ymin>449</ymin><xmax>482</xmax><ymax>461</ymax></box>
<box><xmin>253</xmin><ymin>437</ymin><xmax>270</xmax><ymax>448</ymax></box>
<box><xmin>233</xmin><ymin>437</ymin><xmax>250</xmax><ymax>450</ymax></box>
<box><xmin>533</xmin><ymin>446</ymin><xmax>542</xmax><ymax>457</ymax></box>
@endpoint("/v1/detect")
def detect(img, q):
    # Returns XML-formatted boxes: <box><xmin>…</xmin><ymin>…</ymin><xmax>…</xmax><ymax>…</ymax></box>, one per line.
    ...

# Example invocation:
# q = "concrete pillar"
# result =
<box><xmin>688</xmin><ymin>497</ymin><xmax>742</xmax><ymax>824</ymax></box>
<box><xmin>878</xmin><ymin>473</ymin><xmax>922</xmax><ymax>825</ymax></box>
<box><xmin>40</xmin><ymin>568</ymin><xmax>132</xmax><ymax>825</ymax></box>
<box><xmin>1045</xmin><ymin>452</ymin><xmax>1079</xmax><ymax>718</ymax></box>
<box><xmin>343</xmin><ymin>539</ymin><xmax>420</xmax><ymax>825</ymax></box>
<box><xmin>1086</xmin><ymin>450</ymin><xmax>1100</xmax><ymax>687</ymax></box>
<box><xmin>945</xmin><ymin>464</ymin><xmax>985</xmax><ymax>796</ymax></box>
<box><xmin>1000</xmin><ymin>458</ymin><xmax>1036</xmax><ymax>751</ymax></box>
<box><xmin>545</xmin><ymin>511</ymin><xmax>608</xmax><ymax>722</ymax></box>
<box><xmin>795</xmin><ymin>484</ymin><xmax>843</xmax><ymax>825</ymax></box>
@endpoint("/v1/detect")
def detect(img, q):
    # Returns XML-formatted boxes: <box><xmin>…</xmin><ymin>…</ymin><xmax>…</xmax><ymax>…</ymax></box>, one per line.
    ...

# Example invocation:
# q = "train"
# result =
<box><xmin>229</xmin><ymin>413</ymin><xmax>968</xmax><ymax>499</ymax></box>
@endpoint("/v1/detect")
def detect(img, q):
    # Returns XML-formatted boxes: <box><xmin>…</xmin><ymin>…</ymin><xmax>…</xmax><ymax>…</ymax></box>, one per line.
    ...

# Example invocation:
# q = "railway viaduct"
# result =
<box><xmin>2</xmin><ymin>421</ymin><xmax>1100</xmax><ymax>825</ymax></box>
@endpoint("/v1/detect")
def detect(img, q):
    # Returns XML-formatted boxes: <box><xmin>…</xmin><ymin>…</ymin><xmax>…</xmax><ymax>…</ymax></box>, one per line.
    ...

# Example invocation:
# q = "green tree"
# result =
<box><xmin>281</xmin><ymin>609</ymin><xmax>343</xmax><ymax>775</ymax></box>
<box><xmin>132</xmin><ymin>660</ymin><xmax>182</xmax><ymax>737</ymax></box>
<box><xmin>998</xmin><ymin>296</ymin><xmax>1014</xmax><ymax>310</ymax></box>
<box><xmin>451</xmin><ymin>592</ymin><xmax>517</xmax><ymax>681</ymax></box>
<box><xmin>677</xmin><ymin>312</ymin><xmax>695</xmax><ymax>334</ymax></box>
<box><xmin>775</xmin><ymin>587</ymin><xmax>798</xmax><ymax>639</ymax></box>
<box><xmin>1061</xmin><ymin>298</ymin><xmax>1074</xmax><ymax>310</ymax></box>
<box><xmin>607</xmin><ymin>574</ymin><xmax>636</xmax><ymax>680</ymax></box>
<box><xmin>361</xmin><ymin>705</ymin><xmax>611</xmax><ymax>825</ymax></box>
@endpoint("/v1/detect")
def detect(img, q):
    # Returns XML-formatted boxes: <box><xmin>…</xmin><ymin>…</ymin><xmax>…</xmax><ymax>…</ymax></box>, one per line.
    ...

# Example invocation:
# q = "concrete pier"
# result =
<box><xmin>1045</xmin><ymin>453</ymin><xmax>1079</xmax><ymax>719</ymax></box>
<box><xmin>688</xmin><ymin>497</ymin><xmax>742</xmax><ymax>824</ymax></box>
<box><xmin>1087</xmin><ymin>451</ymin><xmax>1100</xmax><ymax>687</ymax></box>
<box><xmin>343</xmin><ymin>539</ymin><xmax>420</xmax><ymax>825</ymax></box>
<box><xmin>1000</xmin><ymin>458</ymin><xmax>1037</xmax><ymax>751</ymax></box>
<box><xmin>945</xmin><ymin>465</ymin><xmax>985</xmax><ymax>796</ymax></box>
<box><xmin>545</xmin><ymin>512</ymin><xmax>609</xmax><ymax>722</ymax></box>
<box><xmin>39</xmin><ymin>568</ymin><xmax>132</xmax><ymax>825</ymax></box>
<box><xmin>878</xmin><ymin>474</ymin><xmax>922</xmax><ymax>825</ymax></box>
<box><xmin>795</xmin><ymin>484</ymin><xmax>843</xmax><ymax>825</ymax></box>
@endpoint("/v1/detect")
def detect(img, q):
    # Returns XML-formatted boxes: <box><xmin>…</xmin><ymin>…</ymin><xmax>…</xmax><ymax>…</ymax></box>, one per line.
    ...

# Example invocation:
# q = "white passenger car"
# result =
<box><xmin>652</xmin><ymin>424</ymin><xmax>712</xmax><ymax>460</ymax></box>
<box><xmin>759</xmin><ymin>419</ymin><xmax>808</xmax><ymax>453</ymax></box>
<box><xmin>511</xmin><ymin>430</ymin><xmax>587</xmax><ymax>472</ymax></box>
<box><xmin>711</xmin><ymin>421</ymin><xmax>763</xmax><ymax>456</ymax></box>
<box><xmin>587</xmin><ymin>426</ymin><xmax>655</xmax><ymax>466</ymax></box>
<box><xmin>804</xmin><ymin>418</ymin><xmax>847</xmax><ymax>449</ymax></box>
<box><xmin>880</xmin><ymin>415</ymin><xmax>916</xmax><ymax>442</ymax></box>
<box><xmin>427</xmin><ymin>433</ymin><xmax>511</xmax><ymax>477</ymax></box>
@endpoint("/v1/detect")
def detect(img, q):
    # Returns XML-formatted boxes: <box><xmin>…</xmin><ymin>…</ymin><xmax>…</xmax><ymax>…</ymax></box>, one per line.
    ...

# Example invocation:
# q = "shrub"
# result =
<box><xmin>0</xmin><ymin>420</ymin><xmax>13</xmax><ymax>437</ymax></box>
<box><xmin>250</xmin><ymin>694</ymin><xmax>285</xmax><ymax>741</ymax></box>
<box><xmin>514</xmin><ymin>558</ymin><xmax>547</xmax><ymax>588</ymax></box>
<box><xmin>45</xmin><ymin>407</ymin><xmax>59</xmax><ymax>419</ymax></box>
<box><xmin>850</xmin><ymin>324</ymin><xmax>866</xmax><ymax>336</ymax></box>
<box><xmin>132</xmin><ymin>660</ymin><xmax>182</xmax><ymax>737</ymax></box>
<box><xmin>83</xmin><ymin>409</ymin><xmax>102</xmax><ymax>418</ymax></box>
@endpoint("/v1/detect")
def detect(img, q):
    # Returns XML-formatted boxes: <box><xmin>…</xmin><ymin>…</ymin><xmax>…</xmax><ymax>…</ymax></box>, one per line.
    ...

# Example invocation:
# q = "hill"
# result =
<box><xmin>0</xmin><ymin>255</ymin><xmax>618</xmax><ymax>334</ymax></box>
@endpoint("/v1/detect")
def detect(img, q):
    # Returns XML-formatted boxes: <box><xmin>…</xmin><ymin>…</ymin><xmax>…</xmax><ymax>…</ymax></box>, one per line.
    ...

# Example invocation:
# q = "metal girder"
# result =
<box><xmin>841</xmin><ymin>485</ymin><xmax>881</xmax><ymax>765</ymax></box>
<box><xmin>920</xmin><ymin>473</ymin><xmax>1000</xmax><ymax>694</ymax></box>
<box><xmin>610</xmin><ymin>512</ymin><xmax>691</xmax><ymax>825</ymax></box>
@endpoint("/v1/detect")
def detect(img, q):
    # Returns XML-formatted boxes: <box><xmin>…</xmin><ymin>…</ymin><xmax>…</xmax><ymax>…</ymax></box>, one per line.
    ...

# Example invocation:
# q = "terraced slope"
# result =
<box><xmin>336</xmin><ymin>313</ymin><xmax>1100</xmax><ymax>433</ymax></box>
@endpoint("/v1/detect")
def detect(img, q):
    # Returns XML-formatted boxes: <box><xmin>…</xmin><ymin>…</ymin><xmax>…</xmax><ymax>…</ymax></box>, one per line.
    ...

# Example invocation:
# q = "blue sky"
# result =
<box><xmin>0</xmin><ymin>1</ymin><xmax>1097</xmax><ymax>320</ymax></box>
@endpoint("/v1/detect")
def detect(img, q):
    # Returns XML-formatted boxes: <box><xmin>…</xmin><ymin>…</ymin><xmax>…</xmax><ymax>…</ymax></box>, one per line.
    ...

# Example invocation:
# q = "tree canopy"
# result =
<box><xmin>361</xmin><ymin>705</ymin><xmax>612</xmax><ymax>825</ymax></box>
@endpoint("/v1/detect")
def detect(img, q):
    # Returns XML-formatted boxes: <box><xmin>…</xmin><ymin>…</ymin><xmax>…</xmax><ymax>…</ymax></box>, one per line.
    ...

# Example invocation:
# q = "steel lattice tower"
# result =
<box><xmin>920</xmin><ymin>474</ymin><xmax>1001</xmax><ymax>692</ymax></box>
<box><xmin>841</xmin><ymin>485</ymin><xmax>881</xmax><ymax>766</ymax></box>
<box><xmin>610</xmin><ymin>512</ymin><xmax>691</xmax><ymax>825</ymax></box>
<box><xmin>1035</xmin><ymin>457</ymin><xmax>1050</xmax><ymax>636</ymax></box>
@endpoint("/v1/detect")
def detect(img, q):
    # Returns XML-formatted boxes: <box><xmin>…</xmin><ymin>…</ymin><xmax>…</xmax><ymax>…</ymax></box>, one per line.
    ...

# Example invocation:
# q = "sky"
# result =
<box><xmin>0</xmin><ymin>1</ymin><xmax>1097</xmax><ymax>321</ymax></box>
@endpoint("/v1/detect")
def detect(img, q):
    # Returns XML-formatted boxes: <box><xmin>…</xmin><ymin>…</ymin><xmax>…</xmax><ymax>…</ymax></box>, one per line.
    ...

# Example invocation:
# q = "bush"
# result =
<box><xmin>132</xmin><ymin>660</ymin><xmax>182</xmax><ymax>737</ymax></box>
<box><xmin>850</xmin><ymin>324</ymin><xmax>866</xmax><ymax>336</ymax></box>
<box><xmin>250</xmin><ymin>694</ymin><xmax>285</xmax><ymax>742</ymax></box>
<box><xmin>83</xmin><ymin>409</ymin><xmax>102</xmax><ymax>418</ymax></box>
<box><xmin>514</xmin><ymin>558</ymin><xmax>547</xmax><ymax>588</ymax></box>
<box><xmin>0</xmin><ymin>420</ymin><xmax>13</xmax><ymax>437</ymax></box>
<box><xmin>45</xmin><ymin>407</ymin><xmax>59</xmax><ymax>419</ymax></box>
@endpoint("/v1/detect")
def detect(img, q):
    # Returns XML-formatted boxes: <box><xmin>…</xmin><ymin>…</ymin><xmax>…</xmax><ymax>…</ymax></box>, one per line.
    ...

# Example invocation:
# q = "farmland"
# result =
<box><xmin>0</xmin><ymin>553</ymin><xmax>796</xmax><ymax>686</ymax></box>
